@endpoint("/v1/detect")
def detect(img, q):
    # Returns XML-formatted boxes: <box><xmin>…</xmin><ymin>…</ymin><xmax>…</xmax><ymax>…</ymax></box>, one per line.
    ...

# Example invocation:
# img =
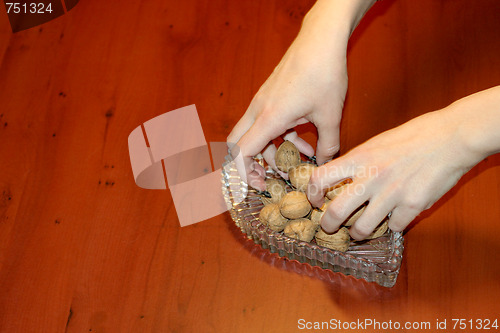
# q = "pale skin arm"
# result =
<box><xmin>308</xmin><ymin>86</ymin><xmax>500</xmax><ymax>240</ymax></box>
<box><xmin>227</xmin><ymin>0</ymin><xmax>376</xmax><ymax>191</ymax></box>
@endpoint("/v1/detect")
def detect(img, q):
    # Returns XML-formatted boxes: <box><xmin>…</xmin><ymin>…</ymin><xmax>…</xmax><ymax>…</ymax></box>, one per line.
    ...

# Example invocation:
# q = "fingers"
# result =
<box><xmin>284</xmin><ymin>131</ymin><xmax>315</xmax><ymax>157</ymax></box>
<box><xmin>387</xmin><ymin>206</ymin><xmax>420</xmax><ymax>232</ymax></box>
<box><xmin>247</xmin><ymin>159</ymin><xmax>267</xmax><ymax>191</ymax></box>
<box><xmin>230</xmin><ymin>141</ymin><xmax>266</xmax><ymax>190</ymax></box>
<box><xmin>261</xmin><ymin>144</ymin><xmax>288</xmax><ymax>179</ymax></box>
<box><xmin>319</xmin><ymin>184</ymin><xmax>419</xmax><ymax>239</ymax></box>
<box><xmin>227</xmin><ymin>101</ymin><xmax>259</xmax><ymax>145</ymax></box>
<box><xmin>315</xmin><ymin>117</ymin><xmax>340</xmax><ymax>165</ymax></box>
<box><xmin>321</xmin><ymin>183</ymin><xmax>370</xmax><ymax>233</ymax></box>
<box><xmin>348</xmin><ymin>195</ymin><xmax>394</xmax><ymax>240</ymax></box>
<box><xmin>227</xmin><ymin>113</ymin><xmax>252</xmax><ymax>145</ymax></box>
<box><xmin>307</xmin><ymin>156</ymin><xmax>355</xmax><ymax>207</ymax></box>
<box><xmin>235</xmin><ymin>113</ymin><xmax>288</xmax><ymax>190</ymax></box>
<box><xmin>261</xmin><ymin>131</ymin><xmax>315</xmax><ymax>180</ymax></box>
<box><xmin>261</xmin><ymin>143</ymin><xmax>277</xmax><ymax>170</ymax></box>
<box><xmin>229</xmin><ymin>105</ymin><xmax>316</xmax><ymax>190</ymax></box>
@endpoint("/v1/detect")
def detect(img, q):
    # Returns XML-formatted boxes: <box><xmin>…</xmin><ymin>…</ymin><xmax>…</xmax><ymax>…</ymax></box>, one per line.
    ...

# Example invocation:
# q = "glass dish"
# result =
<box><xmin>222</xmin><ymin>155</ymin><xmax>404</xmax><ymax>287</ymax></box>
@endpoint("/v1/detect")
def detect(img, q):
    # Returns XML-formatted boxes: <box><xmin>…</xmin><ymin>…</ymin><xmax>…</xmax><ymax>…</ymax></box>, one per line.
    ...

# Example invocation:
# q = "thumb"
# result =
<box><xmin>315</xmin><ymin>119</ymin><xmax>340</xmax><ymax>165</ymax></box>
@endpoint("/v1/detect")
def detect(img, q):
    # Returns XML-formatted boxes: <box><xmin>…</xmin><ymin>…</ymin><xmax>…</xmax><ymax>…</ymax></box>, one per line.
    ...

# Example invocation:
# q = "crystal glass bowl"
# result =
<box><xmin>221</xmin><ymin>155</ymin><xmax>404</xmax><ymax>287</ymax></box>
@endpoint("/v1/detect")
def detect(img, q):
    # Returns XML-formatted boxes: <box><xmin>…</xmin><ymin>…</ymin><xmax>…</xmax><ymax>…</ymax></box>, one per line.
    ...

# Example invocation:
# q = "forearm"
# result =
<box><xmin>296</xmin><ymin>0</ymin><xmax>376</xmax><ymax>56</ymax></box>
<box><xmin>449</xmin><ymin>86</ymin><xmax>500</xmax><ymax>161</ymax></box>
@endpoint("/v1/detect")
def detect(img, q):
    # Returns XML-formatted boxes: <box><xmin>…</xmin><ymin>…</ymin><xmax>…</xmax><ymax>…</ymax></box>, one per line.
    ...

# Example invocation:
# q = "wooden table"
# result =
<box><xmin>1</xmin><ymin>0</ymin><xmax>499</xmax><ymax>331</ymax></box>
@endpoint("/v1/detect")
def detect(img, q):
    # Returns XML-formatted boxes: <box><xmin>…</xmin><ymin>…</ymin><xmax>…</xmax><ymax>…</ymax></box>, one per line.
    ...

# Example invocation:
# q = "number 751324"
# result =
<box><xmin>5</xmin><ymin>2</ymin><xmax>53</xmax><ymax>14</ymax></box>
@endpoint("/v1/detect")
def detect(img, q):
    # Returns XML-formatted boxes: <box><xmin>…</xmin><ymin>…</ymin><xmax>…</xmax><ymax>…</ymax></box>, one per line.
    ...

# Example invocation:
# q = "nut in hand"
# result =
<box><xmin>275</xmin><ymin>140</ymin><xmax>301</xmax><ymax>173</ymax></box>
<box><xmin>279</xmin><ymin>191</ymin><xmax>312</xmax><ymax>219</ymax></box>
<box><xmin>283</xmin><ymin>218</ymin><xmax>317</xmax><ymax>242</ymax></box>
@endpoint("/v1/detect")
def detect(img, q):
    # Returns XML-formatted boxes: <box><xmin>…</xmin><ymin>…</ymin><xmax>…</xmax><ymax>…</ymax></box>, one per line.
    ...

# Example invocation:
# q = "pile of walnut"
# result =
<box><xmin>258</xmin><ymin>141</ymin><xmax>388</xmax><ymax>252</ymax></box>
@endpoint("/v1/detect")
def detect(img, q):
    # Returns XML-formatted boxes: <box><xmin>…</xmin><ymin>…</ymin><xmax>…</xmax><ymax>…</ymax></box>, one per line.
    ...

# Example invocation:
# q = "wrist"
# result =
<box><xmin>302</xmin><ymin>0</ymin><xmax>376</xmax><ymax>41</ymax></box>
<box><xmin>432</xmin><ymin>107</ymin><xmax>484</xmax><ymax>175</ymax></box>
<box><xmin>444</xmin><ymin>87</ymin><xmax>500</xmax><ymax>165</ymax></box>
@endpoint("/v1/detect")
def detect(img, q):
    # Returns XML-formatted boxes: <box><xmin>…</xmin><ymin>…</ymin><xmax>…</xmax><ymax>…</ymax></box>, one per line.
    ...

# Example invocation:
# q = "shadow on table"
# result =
<box><xmin>224</xmin><ymin>214</ymin><xmax>401</xmax><ymax>302</ymax></box>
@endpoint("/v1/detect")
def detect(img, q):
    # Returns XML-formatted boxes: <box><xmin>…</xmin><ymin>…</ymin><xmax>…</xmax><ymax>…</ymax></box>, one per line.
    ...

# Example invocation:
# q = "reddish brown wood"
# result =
<box><xmin>0</xmin><ymin>0</ymin><xmax>499</xmax><ymax>332</ymax></box>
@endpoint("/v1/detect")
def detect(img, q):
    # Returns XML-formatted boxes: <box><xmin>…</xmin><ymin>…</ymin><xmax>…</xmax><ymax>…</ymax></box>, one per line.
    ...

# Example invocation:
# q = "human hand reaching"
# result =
<box><xmin>227</xmin><ymin>35</ymin><xmax>347</xmax><ymax>190</ymax></box>
<box><xmin>227</xmin><ymin>0</ymin><xmax>376</xmax><ymax>191</ymax></box>
<box><xmin>307</xmin><ymin>106</ymin><xmax>487</xmax><ymax>240</ymax></box>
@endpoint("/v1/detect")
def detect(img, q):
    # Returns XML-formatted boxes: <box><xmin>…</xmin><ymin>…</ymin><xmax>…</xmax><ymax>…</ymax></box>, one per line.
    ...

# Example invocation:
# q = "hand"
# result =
<box><xmin>307</xmin><ymin>108</ymin><xmax>482</xmax><ymax>240</ymax></box>
<box><xmin>227</xmin><ymin>28</ymin><xmax>348</xmax><ymax>191</ymax></box>
<box><xmin>227</xmin><ymin>0</ymin><xmax>376</xmax><ymax>191</ymax></box>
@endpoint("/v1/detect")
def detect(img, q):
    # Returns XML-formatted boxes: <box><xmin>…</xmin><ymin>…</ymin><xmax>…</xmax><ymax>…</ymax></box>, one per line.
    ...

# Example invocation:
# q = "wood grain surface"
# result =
<box><xmin>0</xmin><ymin>0</ymin><xmax>499</xmax><ymax>332</ymax></box>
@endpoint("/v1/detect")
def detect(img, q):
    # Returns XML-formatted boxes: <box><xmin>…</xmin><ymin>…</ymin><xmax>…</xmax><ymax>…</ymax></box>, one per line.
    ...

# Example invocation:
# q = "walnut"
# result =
<box><xmin>275</xmin><ymin>140</ymin><xmax>301</xmax><ymax>173</ymax></box>
<box><xmin>367</xmin><ymin>220</ymin><xmax>389</xmax><ymax>239</ymax></box>
<box><xmin>279</xmin><ymin>191</ymin><xmax>311</xmax><ymax>219</ymax></box>
<box><xmin>315</xmin><ymin>227</ymin><xmax>351</xmax><ymax>252</ymax></box>
<box><xmin>310</xmin><ymin>200</ymin><xmax>330</xmax><ymax>228</ymax></box>
<box><xmin>309</xmin><ymin>199</ymin><xmax>363</xmax><ymax>229</ymax></box>
<box><xmin>344</xmin><ymin>205</ymin><xmax>366</xmax><ymax>227</ymax></box>
<box><xmin>310</xmin><ymin>209</ymin><xmax>323</xmax><ymax>229</ymax></box>
<box><xmin>260</xmin><ymin>178</ymin><xmax>287</xmax><ymax>205</ymax></box>
<box><xmin>259</xmin><ymin>203</ymin><xmax>288</xmax><ymax>232</ymax></box>
<box><xmin>325</xmin><ymin>178</ymin><xmax>353</xmax><ymax>200</ymax></box>
<box><xmin>289</xmin><ymin>163</ymin><xmax>316</xmax><ymax>192</ymax></box>
<box><xmin>283</xmin><ymin>218</ymin><xmax>317</xmax><ymax>242</ymax></box>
